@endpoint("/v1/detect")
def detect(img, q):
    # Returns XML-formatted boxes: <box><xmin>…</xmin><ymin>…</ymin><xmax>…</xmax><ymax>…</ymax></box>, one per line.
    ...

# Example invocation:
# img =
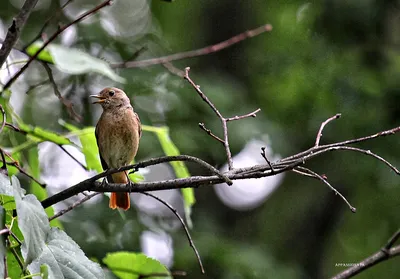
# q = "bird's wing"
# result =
<box><xmin>95</xmin><ymin>123</ymin><xmax>114</xmax><ymax>183</ymax></box>
<box><xmin>135</xmin><ymin>112</ymin><xmax>142</xmax><ymax>138</ymax></box>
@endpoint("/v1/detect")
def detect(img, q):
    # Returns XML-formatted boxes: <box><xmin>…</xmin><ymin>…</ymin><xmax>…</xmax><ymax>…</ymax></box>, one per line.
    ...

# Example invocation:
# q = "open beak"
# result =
<box><xmin>90</xmin><ymin>94</ymin><xmax>106</xmax><ymax>104</ymax></box>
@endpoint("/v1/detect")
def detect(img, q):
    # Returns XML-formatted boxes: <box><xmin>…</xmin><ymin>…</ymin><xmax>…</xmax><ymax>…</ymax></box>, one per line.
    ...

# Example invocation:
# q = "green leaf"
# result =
<box><xmin>25</xmin><ymin>43</ymin><xmax>54</xmax><ymax>63</ymax></box>
<box><xmin>18</xmin><ymin>123</ymin><xmax>72</xmax><ymax>145</ymax></box>
<box><xmin>12</xmin><ymin>176</ymin><xmax>104</xmax><ymax>278</ymax></box>
<box><xmin>28</xmin><ymin>147</ymin><xmax>62</xmax><ymax>229</ymax></box>
<box><xmin>42</xmin><ymin>43</ymin><xmax>126</xmax><ymax>83</ymax></box>
<box><xmin>27</xmin><ymin>228</ymin><xmax>105</xmax><ymax>279</ymax></box>
<box><xmin>14</xmin><ymin>176</ymin><xmax>50</xmax><ymax>266</ymax></box>
<box><xmin>103</xmin><ymin>252</ymin><xmax>171</xmax><ymax>279</ymax></box>
<box><xmin>63</xmin><ymin>124</ymin><xmax>102</xmax><ymax>173</ymax></box>
<box><xmin>143</xmin><ymin>125</ymin><xmax>195</xmax><ymax>227</ymax></box>
<box><xmin>0</xmin><ymin>195</ymin><xmax>15</xmax><ymax>211</ymax></box>
<box><xmin>41</xmin><ymin>264</ymin><xmax>50</xmax><ymax>279</ymax></box>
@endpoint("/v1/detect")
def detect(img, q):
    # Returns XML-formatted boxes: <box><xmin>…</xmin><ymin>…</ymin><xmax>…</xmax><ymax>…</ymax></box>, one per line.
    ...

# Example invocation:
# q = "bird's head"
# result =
<box><xmin>90</xmin><ymin>87</ymin><xmax>131</xmax><ymax>110</ymax></box>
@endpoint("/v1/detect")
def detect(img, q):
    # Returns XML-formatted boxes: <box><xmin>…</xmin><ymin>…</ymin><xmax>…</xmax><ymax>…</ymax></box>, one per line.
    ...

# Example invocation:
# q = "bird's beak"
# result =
<box><xmin>90</xmin><ymin>95</ymin><xmax>106</xmax><ymax>104</ymax></box>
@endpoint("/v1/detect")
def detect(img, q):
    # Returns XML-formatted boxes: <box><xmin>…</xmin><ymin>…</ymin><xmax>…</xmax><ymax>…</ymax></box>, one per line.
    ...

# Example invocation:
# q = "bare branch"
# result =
<box><xmin>226</xmin><ymin>108</ymin><xmax>261</xmax><ymax>122</ymax></box>
<box><xmin>260</xmin><ymin>147</ymin><xmax>274</xmax><ymax>173</ymax></box>
<box><xmin>112</xmin><ymin>24</ymin><xmax>272</xmax><ymax>69</ymax></box>
<box><xmin>41</xmin><ymin>62</ymin><xmax>82</xmax><ymax>122</ymax></box>
<box><xmin>0</xmin><ymin>0</ymin><xmax>39</xmax><ymax>68</ymax></box>
<box><xmin>1</xmin><ymin>0</ymin><xmax>113</xmax><ymax>91</ymax></box>
<box><xmin>22</xmin><ymin>0</ymin><xmax>75</xmax><ymax>51</ymax></box>
<box><xmin>184</xmin><ymin>67</ymin><xmax>234</xmax><ymax>169</ymax></box>
<box><xmin>140</xmin><ymin>192</ymin><xmax>205</xmax><ymax>274</ymax></box>
<box><xmin>1</xmin><ymin>148</ymin><xmax>46</xmax><ymax>187</ymax></box>
<box><xmin>331</xmin><ymin>230</ymin><xmax>400</xmax><ymax>279</ymax></box>
<box><xmin>295</xmin><ymin>166</ymin><xmax>356</xmax><ymax>212</ymax></box>
<box><xmin>39</xmin><ymin>119</ymin><xmax>400</xmax><ymax>212</ymax></box>
<box><xmin>198</xmin><ymin>122</ymin><xmax>224</xmax><ymax>144</ymax></box>
<box><xmin>0</xmin><ymin>104</ymin><xmax>6</xmax><ymax>134</ymax></box>
<box><xmin>57</xmin><ymin>145</ymin><xmax>88</xmax><ymax>171</ymax></box>
<box><xmin>315</xmin><ymin>113</ymin><xmax>341</xmax><ymax>146</ymax></box>
<box><xmin>49</xmin><ymin>192</ymin><xmax>101</xmax><ymax>221</ymax></box>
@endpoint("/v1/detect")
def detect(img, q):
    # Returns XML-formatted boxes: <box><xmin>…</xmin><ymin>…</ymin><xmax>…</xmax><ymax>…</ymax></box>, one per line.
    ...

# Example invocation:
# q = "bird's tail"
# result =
<box><xmin>109</xmin><ymin>171</ymin><xmax>130</xmax><ymax>210</ymax></box>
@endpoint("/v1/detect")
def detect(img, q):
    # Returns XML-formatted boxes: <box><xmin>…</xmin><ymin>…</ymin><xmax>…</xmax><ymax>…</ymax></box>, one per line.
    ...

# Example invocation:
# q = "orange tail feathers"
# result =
<box><xmin>109</xmin><ymin>192</ymin><xmax>130</xmax><ymax>210</ymax></box>
<box><xmin>109</xmin><ymin>171</ymin><xmax>130</xmax><ymax>210</ymax></box>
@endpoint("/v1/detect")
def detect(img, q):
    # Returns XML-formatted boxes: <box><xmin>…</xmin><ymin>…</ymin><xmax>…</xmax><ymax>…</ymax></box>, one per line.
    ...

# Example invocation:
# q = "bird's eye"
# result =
<box><xmin>108</xmin><ymin>90</ymin><xmax>115</xmax><ymax>97</ymax></box>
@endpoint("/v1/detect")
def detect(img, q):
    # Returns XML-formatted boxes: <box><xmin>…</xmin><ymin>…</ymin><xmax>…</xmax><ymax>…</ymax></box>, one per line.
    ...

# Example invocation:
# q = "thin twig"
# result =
<box><xmin>162</xmin><ymin>62</ymin><xmax>185</xmax><ymax>77</ymax></box>
<box><xmin>315</xmin><ymin>113</ymin><xmax>341</xmax><ymax>146</ymax></box>
<box><xmin>1</xmin><ymin>0</ymin><xmax>113</xmax><ymax>91</ymax></box>
<box><xmin>226</xmin><ymin>108</ymin><xmax>261</xmax><ymax>122</ymax></box>
<box><xmin>112</xmin><ymin>24</ymin><xmax>272</xmax><ymax>69</ymax></box>
<box><xmin>0</xmin><ymin>0</ymin><xmax>39</xmax><ymax>68</ymax></box>
<box><xmin>22</xmin><ymin>0</ymin><xmax>75</xmax><ymax>51</ymax></box>
<box><xmin>1</xmin><ymin>149</ymin><xmax>46</xmax><ymax>188</ymax></box>
<box><xmin>0</xmin><ymin>104</ymin><xmax>6</xmax><ymax>134</ymax></box>
<box><xmin>261</xmin><ymin>147</ymin><xmax>274</xmax><ymax>173</ymax></box>
<box><xmin>49</xmin><ymin>192</ymin><xmax>101</xmax><ymax>221</ymax></box>
<box><xmin>184</xmin><ymin>67</ymin><xmax>234</xmax><ymax>169</ymax></box>
<box><xmin>140</xmin><ymin>192</ymin><xmax>205</xmax><ymax>274</ymax></box>
<box><xmin>198</xmin><ymin>123</ymin><xmax>224</xmax><ymax>144</ymax></box>
<box><xmin>41</xmin><ymin>62</ymin><xmax>82</xmax><ymax>122</ymax></box>
<box><xmin>57</xmin><ymin>144</ymin><xmax>88</xmax><ymax>171</ymax></box>
<box><xmin>295</xmin><ymin>166</ymin><xmax>356</xmax><ymax>212</ymax></box>
<box><xmin>383</xmin><ymin>229</ymin><xmax>400</xmax><ymax>252</ymax></box>
<box><xmin>331</xmin><ymin>233</ymin><xmax>400</xmax><ymax>279</ymax></box>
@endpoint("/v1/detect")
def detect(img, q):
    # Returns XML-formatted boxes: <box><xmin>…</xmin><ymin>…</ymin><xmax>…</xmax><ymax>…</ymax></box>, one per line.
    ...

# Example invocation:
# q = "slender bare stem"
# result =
<box><xmin>49</xmin><ymin>192</ymin><xmax>101</xmax><ymax>221</ymax></box>
<box><xmin>226</xmin><ymin>108</ymin><xmax>261</xmax><ymax>122</ymax></box>
<box><xmin>198</xmin><ymin>123</ymin><xmax>224</xmax><ymax>144</ymax></box>
<box><xmin>295</xmin><ymin>166</ymin><xmax>356</xmax><ymax>212</ymax></box>
<box><xmin>41</xmin><ymin>62</ymin><xmax>82</xmax><ymax>122</ymax></box>
<box><xmin>112</xmin><ymin>24</ymin><xmax>272</xmax><ymax>69</ymax></box>
<box><xmin>331</xmin><ymin>229</ymin><xmax>400</xmax><ymax>279</ymax></box>
<box><xmin>315</xmin><ymin>113</ymin><xmax>341</xmax><ymax>146</ymax></box>
<box><xmin>140</xmin><ymin>192</ymin><xmax>205</xmax><ymax>274</ymax></box>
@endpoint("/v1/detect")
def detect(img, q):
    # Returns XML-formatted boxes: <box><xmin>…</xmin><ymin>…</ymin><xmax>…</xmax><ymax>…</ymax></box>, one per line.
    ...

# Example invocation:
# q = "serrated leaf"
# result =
<box><xmin>14</xmin><ymin>176</ymin><xmax>49</xmax><ymax>266</ymax></box>
<box><xmin>46</xmin><ymin>44</ymin><xmax>125</xmax><ymax>83</ymax></box>
<box><xmin>103</xmin><ymin>252</ymin><xmax>171</xmax><ymax>279</ymax></box>
<box><xmin>27</xmin><ymin>228</ymin><xmax>105</xmax><ymax>279</ymax></box>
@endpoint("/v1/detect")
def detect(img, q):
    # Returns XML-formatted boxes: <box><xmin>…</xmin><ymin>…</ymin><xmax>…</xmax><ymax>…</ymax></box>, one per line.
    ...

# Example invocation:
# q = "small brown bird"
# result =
<box><xmin>91</xmin><ymin>87</ymin><xmax>141</xmax><ymax>210</ymax></box>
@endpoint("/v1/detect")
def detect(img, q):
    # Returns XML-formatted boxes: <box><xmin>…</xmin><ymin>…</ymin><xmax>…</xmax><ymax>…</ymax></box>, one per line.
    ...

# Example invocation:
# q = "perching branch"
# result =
<box><xmin>40</xmin><ymin>121</ymin><xmax>400</xmax><ymax>210</ymax></box>
<box><xmin>331</xmin><ymin>229</ymin><xmax>400</xmax><ymax>279</ymax></box>
<box><xmin>0</xmin><ymin>0</ymin><xmax>39</xmax><ymax>68</ymax></box>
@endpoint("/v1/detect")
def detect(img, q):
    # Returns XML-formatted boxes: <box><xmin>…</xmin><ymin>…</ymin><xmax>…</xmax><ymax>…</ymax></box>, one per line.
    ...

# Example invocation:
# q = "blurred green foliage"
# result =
<box><xmin>0</xmin><ymin>0</ymin><xmax>399</xmax><ymax>278</ymax></box>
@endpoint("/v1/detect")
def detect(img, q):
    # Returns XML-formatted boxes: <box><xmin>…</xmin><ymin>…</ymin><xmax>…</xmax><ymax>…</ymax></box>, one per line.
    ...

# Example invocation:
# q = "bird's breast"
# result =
<box><xmin>97</xmin><ymin>108</ymin><xmax>140</xmax><ymax>168</ymax></box>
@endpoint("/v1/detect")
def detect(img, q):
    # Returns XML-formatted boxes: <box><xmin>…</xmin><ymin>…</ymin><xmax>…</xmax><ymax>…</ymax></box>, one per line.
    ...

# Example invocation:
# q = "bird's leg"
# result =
<box><xmin>124</xmin><ymin>172</ymin><xmax>133</xmax><ymax>193</ymax></box>
<box><xmin>100</xmin><ymin>177</ymin><xmax>108</xmax><ymax>187</ymax></box>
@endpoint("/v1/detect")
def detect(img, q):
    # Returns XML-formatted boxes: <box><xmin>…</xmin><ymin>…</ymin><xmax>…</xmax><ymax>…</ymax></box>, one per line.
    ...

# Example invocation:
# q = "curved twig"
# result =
<box><xmin>295</xmin><ymin>166</ymin><xmax>356</xmax><ymax>212</ymax></box>
<box><xmin>140</xmin><ymin>192</ymin><xmax>205</xmax><ymax>274</ymax></box>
